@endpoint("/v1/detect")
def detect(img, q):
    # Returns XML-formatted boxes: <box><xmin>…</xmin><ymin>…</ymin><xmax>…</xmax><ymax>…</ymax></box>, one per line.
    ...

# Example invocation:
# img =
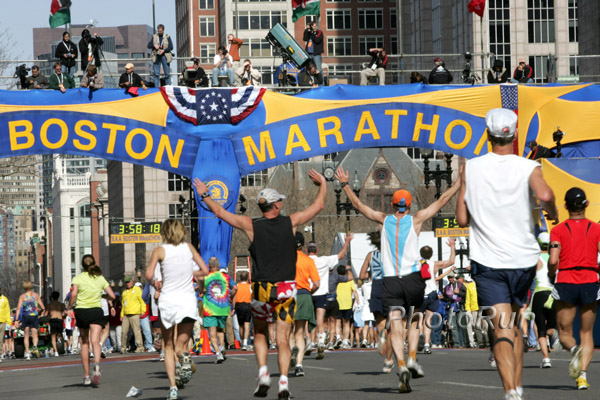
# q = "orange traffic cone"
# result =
<box><xmin>201</xmin><ymin>329</ymin><xmax>213</xmax><ymax>355</ymax></box>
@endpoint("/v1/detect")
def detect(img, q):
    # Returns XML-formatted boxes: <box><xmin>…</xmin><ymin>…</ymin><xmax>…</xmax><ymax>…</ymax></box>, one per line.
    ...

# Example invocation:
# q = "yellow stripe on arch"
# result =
<box><xmin>0</xmin><ymin>92</ymin><xmax>170</xmax><ymax>127</ymax></box>
<box><xmin>261</xmin><ymin>85</ymin><xmax>503</xmax><ymax>125</ymax></box>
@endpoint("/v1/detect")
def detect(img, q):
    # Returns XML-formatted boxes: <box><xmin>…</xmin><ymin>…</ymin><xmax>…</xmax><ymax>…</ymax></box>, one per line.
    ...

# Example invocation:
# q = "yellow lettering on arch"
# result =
<box><xmin>412</xmin><ymin>113</ymin><xmax>439</xmax><ymax>144</ymax></box>
<box><xmin>317</xmin><ymin>116</ymin><xmax>344</xmax><ymax>148</ymax></box>
<box><xmin>9</xmin><ymin>120</ymin><xmax>34</xmax><ymax>150</ymax></box>
<box><xmin>285</xmin><ymin>124</ymin><xmax>311</xmax><ymax>156</ymax></box>
<box><xmin>102</xmin><ymin>123</ymin><xmax>126</xmax><ymax>154</ymax></box>
<box><xmin>385</xmin><ymin>110</ymin><xmax>408</xmax><ymax>139</ymax></box>
<box><xmin>444</xmin><ymin>120</ymin><xmax>472</xmax><ymax>150</ymax></box>
<box><xmin>74</xmin><ymin>120</ymin><xmax>97</xmax><ymax>151</ymax></box>
<box><xmin>155</xmin><ymin>135</ymin><xmax>184</xmax><ymax>168</ymax></box>
<box><xmin>242</xmin><ymin>131</ymin><xmax>275</xmax><ymax>166</ymax></box>
<box><xmin>125</xmin><ymin>128</ymin><xmax>153</xmax><ymax>160</ymax></box>
<box><xmin>354</xmin><ymin>111</ymin><xmax>380</xmax><ymax>142</ymax></box>
<box><xmin>40</xmin><ymin>118</ymin><xmax>68</xmax><ymax>149</ymax></box>
<box><xmin>474</xmin><ymin>129</ymin><xmax>491</xmax><ymax>155</ymax></box>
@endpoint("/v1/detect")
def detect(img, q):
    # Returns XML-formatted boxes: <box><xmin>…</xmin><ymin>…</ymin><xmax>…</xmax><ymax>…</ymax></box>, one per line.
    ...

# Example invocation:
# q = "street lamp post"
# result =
<box><xmin>334</xmin><ymin>171</ymin><xmax>362</xmax><ymax>266</ymax></box>
<box><xmin>421</xmin><ymin>149</ymin><xmax>453</xmax><ymax>291</ymax></box>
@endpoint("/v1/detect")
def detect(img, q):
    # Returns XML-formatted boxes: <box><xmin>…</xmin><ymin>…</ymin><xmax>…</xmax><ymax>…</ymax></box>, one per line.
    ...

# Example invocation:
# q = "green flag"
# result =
<box><xmin>292</xmin><ymin>0</ymin><xmax>320</xmax><ymax>23</ymax></box>
<box><xmin>50</xmin><ymin>0</ymin><xmax>71</xmax><ymax>28</ymax></box>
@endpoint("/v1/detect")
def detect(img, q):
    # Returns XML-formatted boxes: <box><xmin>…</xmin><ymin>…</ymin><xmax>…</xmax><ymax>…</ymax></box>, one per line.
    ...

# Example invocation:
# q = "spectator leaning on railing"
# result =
<box><xmin>26</xmin><ymin>65</ymin><xmax>49</xmax><ymax>90</ymax></box>
<box><xmin>80</xmin><ymin>65</ymin><xmax>104</xmax><ymax>89</ymax></box>
<box><xmin>49</xmin><ymin>62</ymin><xmax>75</xmax><ymax>93</ymax></box>
<box><xmin>298</xmin><ymin>63</ymin><xmax>323</xmax><ymax>87</ymax></box>
<box><xmin>119</xmin><ymin>63</ymin><xmax>147</xmax><ymax>90</ymax></box>
<box><xmin>235</xmin><ymin>59</ymin><xmax>262</xmax><ymax>86</ymax></box>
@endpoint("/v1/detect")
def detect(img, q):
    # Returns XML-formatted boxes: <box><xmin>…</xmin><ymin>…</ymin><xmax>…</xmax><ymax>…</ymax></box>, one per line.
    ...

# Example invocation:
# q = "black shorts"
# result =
<box><xmin>64</xmin><ymin>329</ymin><xmax>73</xmax><ymax>337</ymax></box>
<box><xmin>337</xmin><ymin>309</ymin><xmax>352</xmax><ymax>320</ymax></box>
<box><xmin>151</xmin><ymin>319</ymin><xmax>161</xmax><ymax>330</ymax></box>
<box><xmin>325</xmin><ymin>298</ymin><xmax>339</xmax><ymax>318</ymax></box>
<box><xmin>312</xmin><ymin>295</ymin><xmax>328</xmax><ymax>309</ymax></box>
<box><xmin>369</xmin><ymin>279</ymin><xmax>384</xmax><ymax>316</ymax></box>
<box><xmin>100</xmin><ymin>315</ymin><xmax>109</xmax><ymax>326</ymax></box>
<box><xmin>74</xmin><ymin>308</ymin><xmax>105</xmax><ymax>329</ymax></box>
<box><xmin>421</xmin><ymin>290</ymin><xmax>440</xmax><ymax>313</ymax></box>
<box><xmin>21</xmin><ymin>315</ymin><xmax>39</xmax><ymax>329</ymax></box>
<box><xmin>235</xmin><ymin>303</ymin><xmax>252</xmax><ymax>324</ymax></box>
<box><xmin>471</xmin><ymin>261</ymin><xmax>536</xmax><ymax>308</ymax></box>
<box><xmin>552</xmin><ymin>282</ymin><xmax>600</xmax><ymax>306</ymax></box>
<box><xmin>50</xmin><ymin>318</ymin><xmax>64</xmax><ymax>334</ymax></box>
<box><xmin>382</xmin><ymin>272</ymin><xmax>426</xmax><ymax>316</ymax></box>
<box><xmin>531</xmin><ymin>290</ymin><xmax>556</xmax><ymax>337</ymax></box>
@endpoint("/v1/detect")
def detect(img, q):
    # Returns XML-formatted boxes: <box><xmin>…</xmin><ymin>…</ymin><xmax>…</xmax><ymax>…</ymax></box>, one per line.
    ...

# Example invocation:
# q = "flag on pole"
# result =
<box><xmin>292</xmin><ymin>0</ymin><xmax>320</xmax><ymax>23</ymax></box>
<box><xmin>468</xmin><ymin>0</ymin><xmax>486</xmax><ymax>18</ymax></box>
<box><xmin>50</xmin><ymin>0</ymin><xmax>71</xmax><ymax>28</ymax></box>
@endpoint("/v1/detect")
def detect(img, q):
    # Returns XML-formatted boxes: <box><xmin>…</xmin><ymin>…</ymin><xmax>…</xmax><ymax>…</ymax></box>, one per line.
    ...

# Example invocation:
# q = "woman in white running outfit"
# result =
<box><xmin>68</xmin><ymin>255</ymin><xmax>116</xmax><ymax>386</ymax></box>
<box><xmin>146</xmin><ymin>219</ymin><xmax>208</xmax><ymax>400</ymax></box>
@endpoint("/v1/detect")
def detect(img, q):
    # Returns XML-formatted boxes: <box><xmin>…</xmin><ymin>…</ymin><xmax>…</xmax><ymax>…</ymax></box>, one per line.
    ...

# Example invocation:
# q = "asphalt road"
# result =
<box><xmin>0</xmin><ymin>347</ymin><xmax>598</xmax><ymax>399</ymax></box>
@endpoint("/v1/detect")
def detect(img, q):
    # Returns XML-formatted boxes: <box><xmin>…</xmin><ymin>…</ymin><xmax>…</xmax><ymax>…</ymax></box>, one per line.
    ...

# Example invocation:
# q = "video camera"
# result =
<box><xmin>553</xmin><ymin>127</ymin><xmax>565</xmax><ymax>158</ymax></box>
<box><xmin>462</xmin><ymin>52</ymin><xmax>479</xmax><ymax>85</ymax></box>
<box><xmin>14</xmin><ymin>64</ymin><xmax>30</xmax><ymax>89</ymax></box>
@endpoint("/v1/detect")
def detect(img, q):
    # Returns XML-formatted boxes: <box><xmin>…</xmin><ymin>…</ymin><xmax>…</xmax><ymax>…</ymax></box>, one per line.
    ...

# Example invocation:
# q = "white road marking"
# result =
<box><xmin>440</xmin><ymin>381</ymin><xmax>503</xmax><ymax>390</ymax></box>
<box><xmin>303</xmin><ymin>365</ymin><xmax>334</xmax><ymax>371</ymax></box>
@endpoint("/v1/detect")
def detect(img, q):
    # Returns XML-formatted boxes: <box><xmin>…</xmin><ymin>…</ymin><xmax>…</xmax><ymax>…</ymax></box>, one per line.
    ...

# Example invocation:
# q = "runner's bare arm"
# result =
<box><xmin>529</xmin><ymin>166</ymin><xmax>558</xmax><ymax>225</ymax></box>
<box><xmin>548</xmin><ymin>241</ymin><xmax>560</xmax><ymax>279</ymax></box>
<box><xmin>415</xmin><ymin>178</ymin><xmax>461</xmax><ymax>232</ymax></box>
<box><xmin>67</xmin><ymin>285</ymin><xmax>78</xmax><ymax>310</ymax></box>
<box><xmin>193</xmin><ymin>177</ymin><xmax>254</xmax><ymax>240</ymax></box>
<box><xmin>359</xmin><ymin>252</ymin><xmax>373</xmax><ymax>280</ymax></box>
<box><xmin>145</xmin><ymin>246</ymin><xmax>165</xmax><ymax>282</ymax></box>
<box><xmin>433</xmin><ymin>238</ymin><xmax>456</xmax><ymax>274</ymax></box>
<box><xmin>189</xmin><ymin>243</ymin><xmax>210</xmax><ymax>278</ymax></box>
<box><xmin>337</xmin><ymin>232</ymin><xmax>353</xmax><ymax>260</ymax></box>
<box><xmin>104</xmin><ymin>285</ymin><xmax>116</xmax><ymax>301</ymax></box>
<box><xmin>456</xmin><ymin>165</ymin><xmax>470</xmax><ymax>227</ymax></box>
<box><xmin>290</xmin><ymin>169</ymin><xmax>327</xmax><ymax>227</ymax></box>
<box><xmin>35</xmin><ymin>293</ymin><xmax>46</xmax><ymax>313</ymax></box>
<box><xmin>436</xmin><ymin>266</ymin><xmax>456</xmax><ymax>282</ymax></box>
<box><xmin>335</xmin><ymin>167</ymin><xmax>386</xmax><ymax>224</ymax></box>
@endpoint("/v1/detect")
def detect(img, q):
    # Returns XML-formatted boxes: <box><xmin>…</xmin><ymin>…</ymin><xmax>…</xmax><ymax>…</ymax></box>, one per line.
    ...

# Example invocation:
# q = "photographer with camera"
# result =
<box><xmin>359</xmin><ymin>48</ymin><xmax>388</xmax><ymax>86</ymax></box>
<box><xmin>25</xmin><ymin>65</ymin><xmax>49</xmax><ymax>90</ymax></box>
<box><xmin>55</xmin><ymin>31</ymin><xmax>78</xmax><ymax>78</ymax></box>
<box><xmin>298</xmin><ymin>63</ymin><xmax>323</xmax><ymax>88</ymax></box>
<box><xmin>79</xmin><ymin>29</ymin><xmax>104</xmax><ymax>73</ymax></box>
<box><xmin>212</xmin><ymin>46</ymin><xmax>234</xmax><ymax>87</ymax></box>
<box><xmin>226</xmin><ymin>34</ymin><xmax>244</xmax><ymax>65</ymax></box>
<box><xmin>510</xmin><ymin>57</ymin><xmax>533</xmax><ymax>84</ymax></box>
<box><xmin>303</xmin><ymin>21</ymin><xmax>323</xmax><ymax>72</ymax></box>
<box><xmin>235</xmin><ymin>59</ymin><xmax>262</xmax><ymax>87</ymax></box>
<box><xmin>182</xmin><ymin>58</ymin><xmax>208</xmax><ymax>88</ymax></box>
<box><xmin>81</xmin><ymin>65</ymin><xmax>104</xmax><ymax>90</ymax></box>
<box><xmin>428</xmin><ymin>57</ymin><xmax>453</xmax><ymax>84</ymax></box>
<box><xmin>49</xmin><ymin>62</ymin><xmax>75</xmax><ymax>93</ymax></box>
<box><xmin>148</xmin><ymin>24</ymin><xmax>174</xmax><ymax>87</ymax></box>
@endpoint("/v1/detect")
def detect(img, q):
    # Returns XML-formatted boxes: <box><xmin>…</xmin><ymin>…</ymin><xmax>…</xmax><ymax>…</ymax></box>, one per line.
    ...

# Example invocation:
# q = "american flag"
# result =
<box><xmin>500</xmin><ymin>84</ymin><xmax>519</xmax><ymax>154</ymax></box>
<box><xmin>160</xmin><ymin>86</ymin><xmax>266</xmax><ymax>125</ymax></box>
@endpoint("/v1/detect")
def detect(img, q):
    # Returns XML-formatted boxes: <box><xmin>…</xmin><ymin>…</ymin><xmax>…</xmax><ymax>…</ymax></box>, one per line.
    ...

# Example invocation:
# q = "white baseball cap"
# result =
<box><xmin>257</xmin><ymin>188</ymin><xmax>286</xmax><ymax>204</ymax></box>
<box><xmin>486</xmin><ymin>108</ymin><xmax>517</xmax><ymax>138</ymax></box>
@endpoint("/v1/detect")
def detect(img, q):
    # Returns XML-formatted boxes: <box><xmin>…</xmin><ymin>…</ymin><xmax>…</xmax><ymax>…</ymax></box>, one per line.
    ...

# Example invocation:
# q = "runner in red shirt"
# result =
<box><xmin>549</xmin><ymin>187</ymin><xmax>600</xmax><ymax>390</ymax></box>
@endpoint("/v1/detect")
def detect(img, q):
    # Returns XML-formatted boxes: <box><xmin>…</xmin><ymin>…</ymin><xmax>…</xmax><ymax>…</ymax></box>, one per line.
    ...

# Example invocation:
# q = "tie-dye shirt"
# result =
<box><xmin>203</xmin><ymin>271</ymin><xmax>235</xmax><ymax>317</ymax></box>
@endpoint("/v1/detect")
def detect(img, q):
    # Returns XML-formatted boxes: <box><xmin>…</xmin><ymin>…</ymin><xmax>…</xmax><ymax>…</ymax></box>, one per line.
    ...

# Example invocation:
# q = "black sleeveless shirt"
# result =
<box><xmin>249</xmin><ymin>215</ymin><xmax>297</xmax><ymax>282</ymax></box>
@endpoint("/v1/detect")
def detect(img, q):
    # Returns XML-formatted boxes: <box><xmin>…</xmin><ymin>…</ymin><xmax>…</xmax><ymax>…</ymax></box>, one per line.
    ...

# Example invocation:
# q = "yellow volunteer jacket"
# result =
<box><xmin>0</xmin><ymin>295</ymin><xmax>10</xmax><ymax>324</ymax></box>
<box><xmin>464</xmin><ymin>281</ymin><xmax>478</xmax><ymax>312</ymax></box>
<box><xmin>121</xmin><ymin>286</ymin><xmax>145</xmax><ymax>316</ymax></box>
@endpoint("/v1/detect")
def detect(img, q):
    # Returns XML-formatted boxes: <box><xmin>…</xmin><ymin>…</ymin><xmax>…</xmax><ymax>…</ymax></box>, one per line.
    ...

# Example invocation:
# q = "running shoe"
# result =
<box><xmin>326</xmin><ymin>342</ymin><xmax>334</xmax><ymax>351</ymax></box>
<box><xmin>32</xmin><ymin>347</ymin><xmax>40</xmax><ymax>358</ymax></box>
<box><xmin>294</xmin><ymin>365</ymin><xmax>305</xmax><ymax>377</ymax></box>
<box><xmin>504</xmin><ymin>389</ymin><xmax>522</xmax><ymax>400</ymax></box>
<box><xmin>576</xmin><ymin>375</ymin><xmax>590</xmax><ymax>390</ymax></box>
<box><xmin>341</xmin><ymin>339</ymin><xmax>351</xmax><ymax>350</ymax></box>
<box><xmin>522</xmin><ymin>336</ymin><xmax>529</xmax><ymax>353</ymax></box>
<box><xmin>278</xmin><ymin>380</ymin><xmax>290</xmax><ymax>400</ymax></box>
<box><xmin>25</xmin><ymin>352</ymin><xmax>31</xmax><ymax>361</ymax></box>
<box><xmin>423</xmin><ymin>343</ymin><xmax>432</xmax><ymax>354</ymax></box>
<box><xmin>179</xmin><ymin>352</ymin><xmax>193</xmax><ymax>383</ymax></box>
<box><xmin>242</xmin><ymin>344</ymin><xmax>248</xmax><ymax>351</ymax></box>
<box><xmin>83</xmin><ymin>376</ymin><xmax>91</xmax><ymax>386</ymax></box>
<box><xmin>304</xmin><ymin>342</ymin><xmax>314</xmax><ymax>356</ymax></box>
<box><xmin>397</xmin><ymin>366</ymin><xmax>412</xmax><ymax>393</ymax></box>
<box><xmin>100</xmin><ymin>350</ymin><xmax>106</xmax><ymax>359</ymax></box>
<box><xmin>540</xmin><ymin>358</ymin><xmax>552</xmax><ymax>368</ymax></box>
<box><xmin>91</xmin><ymin>364</ymin><xmax>102</xmax><ymax>385</ymax></box>
<box><xmin>316</xmin><ymin>343</ymin><xmax>325</xmax><ymax>360</ymax></box>
<box><xmin>253</xmin><ymin>370</ymin><xmax>271</xmax><ymax>398</ymax></box>
<box><xmin>160</xmin><ymin>351</ymin><xmax>165</xmax><ymax>361</ymax></box>
<box><xmin>407</xmin><ymin>358</ymin><xmax>425</xmax><ymax>379</ymax></box>
<box><xmin>290</xmin><ymin>346</ymin><xmax>298</xmax><ymax>369</ymax></box>
<box><xmin>382</xmin><ymin>359</ymin><xmax>394</xmax><ymax>373</ymax></box>
<box><xmin>215</xmin><ymin>352</ymin><xmax>225</xmax><ymax>364</ymax></box>
<box><xmin>167</xmin><ymin>387</ymin><xmax>178</xmax><ymax>400</ymax></box>
<box><xmin>54</xmin><ymin>351</ymin><xmax>59</xmax><ymax>357</ymax></box>
<box><xmin>360</xmin><ymin>339</ymin><xmax>367</xmax><ymax>348</ymax></box>
<box><xmin>489</xmin><ymin>353</ymin><xmax>497</xmax><ymax>368</ymax></box>
<box><xmin>175</xmin><ymin>363</ymin><xmax>184</xmax><ymax>389</ymax></box>
<box><xmin>568</xmin><ymin>346</ymin><xmax>582</xmax><ymax>379</ymax></box>
<box><xmin>417</xmin><ymin>333</ymin><xmax>425</xmax><ymax>352</ymax></box>
<box><xmin>334</xmin><ymin>336</ymin><xmax>342</xmax><ymax>349</ymax></box>
<box><xmin>551</xmin><ymin>330</ymin><xmax>562</xmax><ymax>352</ymax></box>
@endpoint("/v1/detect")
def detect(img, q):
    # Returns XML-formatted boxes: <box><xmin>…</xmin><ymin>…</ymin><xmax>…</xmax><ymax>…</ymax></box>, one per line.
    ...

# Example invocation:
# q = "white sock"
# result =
<box><xmin>242</xmin><ymin>339</ymin><xmax>247</xmax><ymax>345</ymax></box>
<box><xmin>170</xmin><ymin>386</ymin><xmax>178</xmax><ymax>391</ymax></box>
<box><xmin>279</xmin><ymin>375</ymin><xmax>288</xmax><ymax>384</ymax></box>
<box><xmin>516</xmin><ymin>386</ymin><xmax>523</xmax><ymax>396</ymax></box>
<box><xmin>580</xmin><ymin>370</ymin><xmax>587</xmax><ymax>379</ymax></box>
<box><xmin>296</xmin><ymin>364</ymin><xmax>302</xmax><ymax>368</ymax></box>
<box><xmin>259</xmin><ymin>365</ymin><xmax>268</xmax><ymax>376</ymax></box>
<box><xmin>570</xmin><ymin>345</ymin><xmax>578</xmax><ymax>354</ymax></box>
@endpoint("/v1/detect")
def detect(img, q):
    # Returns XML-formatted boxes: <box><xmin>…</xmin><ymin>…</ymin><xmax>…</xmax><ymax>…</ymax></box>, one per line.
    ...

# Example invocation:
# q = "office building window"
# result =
<box><xmin>488</xmin><ymin>0</ymin><xmax>511</xmax><ymax>72</ymax></box>
<box><xmin>531</xmin><ymin>55</ymin><xmax>549</xmax><ymax>83</ymax></box>
<box><xmin>239</xmin><ymin>39</ymin><xmax>273</xmax><ymax>58</ymax></box>
<box><xmin>569</xmin><ymin>55</ymin><xmax>578</xmax><ymax>76</ymax></box>
<box><xmin>527</xmin><ymin>0</ymin><xmax>555</xmax><ymax>43</ymax></box>
<box><xmin>326</xmin><ymin>10</ymin><xmax>352</xmax><ymax>30</ymax></box>
<box><xmin>234</xmin><ymin>11</ymin><xmax>287</xmax><ymax>30</ymax></box>
<box><xmin>199</xmin><ymin>0</ymin><xmax>214</xmax><ymax>9</ymax></box>
<box><xmin>359</xmin><ymin>36</ymin><xmax>384</xmax><ymax>55</ymax></box>
<box><xmin>200</xmin><ymin>43</ymin><xmax>216</xmax><ymax>64</ymax></box>
<box><xmin>242</xmin><ymin>170</ymin><xmax>269</xmax><ymax>187</ymax></box>
<box><xmin>358</xmin><ymin>9</ymin><xmax>383</xmax><ymax>30</ymax></box>
<box><xmin>390</xmin><ymin>8</ymin><xmax>397</xmax><ymax>29</ymax></box>
<box><xmin>199</xmin><ymin>16</ymin><xmax>216</xmax><ymax>37</ymax></box>
<box><xmin>168</xmin><ymin>172</ymin><xmax>190</xmax><ymax>192</ymax></box>
<box><xmin>568</xmin><ymin>0</ymin><xmax>578</xmax><ymax>42</ymax></box>
<box><xmin>327</xmin><ymin>37</ymin><xmax>352</xmax><ymax>56</ymax></box>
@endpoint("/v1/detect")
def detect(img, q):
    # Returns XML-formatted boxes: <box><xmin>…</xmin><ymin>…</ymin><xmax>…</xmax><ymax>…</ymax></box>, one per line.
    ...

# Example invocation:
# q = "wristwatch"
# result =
<box><xmin>340</xmin><ymin>182</ymin><xmax>349</xmax><ymax>188</ymax></box>
<box><xmin>200</xmin><ymin>192</ymin><xmax>210</xmax><ymax>199</ymax></box>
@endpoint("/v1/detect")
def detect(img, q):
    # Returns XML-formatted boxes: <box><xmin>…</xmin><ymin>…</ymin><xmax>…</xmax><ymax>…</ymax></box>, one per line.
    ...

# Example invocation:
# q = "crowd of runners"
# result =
<box><xmin>0</xmin><ymin>108</ymin><xmax>599</xmax><ymax>400</ymax></box>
